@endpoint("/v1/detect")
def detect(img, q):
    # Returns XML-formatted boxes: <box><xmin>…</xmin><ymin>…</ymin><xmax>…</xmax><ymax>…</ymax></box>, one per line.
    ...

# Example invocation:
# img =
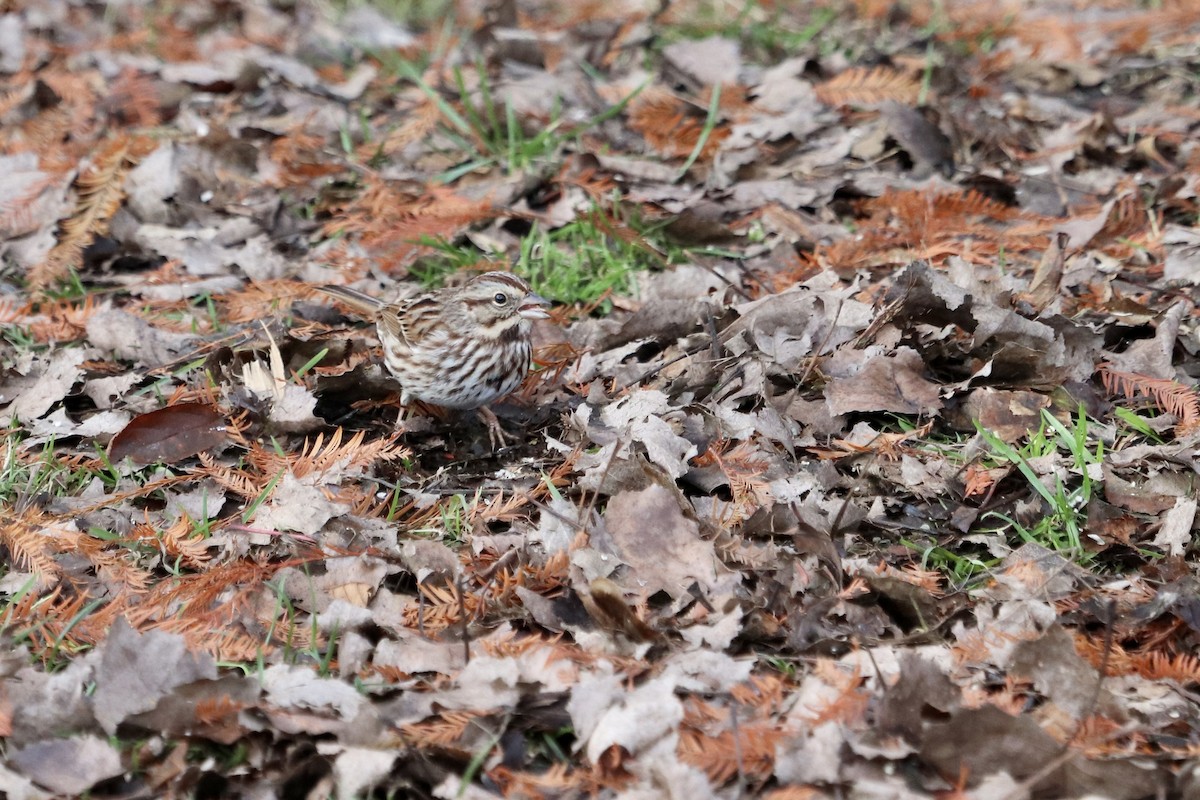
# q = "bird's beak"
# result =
<box><xmin>518</xmin><ymin>293</ymin><xmax>552</xmax><ymax>320</ymax></box>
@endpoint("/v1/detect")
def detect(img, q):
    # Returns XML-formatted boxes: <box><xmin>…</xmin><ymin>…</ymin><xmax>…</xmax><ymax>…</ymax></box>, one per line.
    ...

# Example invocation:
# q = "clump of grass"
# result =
<box><xmin>656</xmin><ymin>2</ymin><xmax>840</xmax><ymax>61</ymax></box>
<box><xmin>904</xmin><ymin>538</ymin><xmax>999</xmax><ymax>586</ymax></box>
<box><xmin>513</xmin><ymin>212</ymin><xmax>655</xmax><ymax>306</ymax></box>
<box><xmin>0</xmin><ymin>433</ymin><xmax>96</xmax><ymax>508</ymax></box>
<box><xmin>905</xmin><ymin>407</ymin><xmax>1124</xmax><ymax>582</ymax></box>
<box><xmin>407</xmin><ymin>195</ymin><xmax>668</xmax><ymax>308</ymax></box>
<box><xmin>977</xmin><ymin>408</ymin><xmax>1103</xmax><ymax>563</ymax></box>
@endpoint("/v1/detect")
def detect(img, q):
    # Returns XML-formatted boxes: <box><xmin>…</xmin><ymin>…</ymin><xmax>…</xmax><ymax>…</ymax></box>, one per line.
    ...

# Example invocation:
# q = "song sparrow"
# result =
<box><xmin>318</xmin><ymin>271</ymin><xmax>551</xmax><ymax>447</ymax></box>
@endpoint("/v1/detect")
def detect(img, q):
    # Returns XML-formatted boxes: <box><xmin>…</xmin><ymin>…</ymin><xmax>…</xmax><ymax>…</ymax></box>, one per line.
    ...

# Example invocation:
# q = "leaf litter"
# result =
<box><xmin>2</xmin><ymin>0</ymin><xmax>1200</xmax><ymax>797</ymax></box>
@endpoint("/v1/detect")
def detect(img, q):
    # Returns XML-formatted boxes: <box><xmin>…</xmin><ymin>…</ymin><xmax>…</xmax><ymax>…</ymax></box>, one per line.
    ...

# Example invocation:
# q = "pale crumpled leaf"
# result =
<box><xmin>595</xmin><ymin>482</ymin><xmax>739</xmax><ymax>604</ymax></box>
<box><xmin>6</xmin><ymin>656</ymin><xmax>96</xmax><ymax>746</ymax></box>
<box><xmin>676</xmin><ymin>605</ymin><xmax>745</xmax><ymax>651</ymax></box>
<box><xmin>567</xmin><ymin>665</ymin><xmax>623</xmax><ymax>747</ymax></box>
<box><xmin>333</xmin><ymin>748</ymin><xmax>397</xmax><ymax>799</ymax></box>
<box><xmin>316</xmin><ymin>555</ymin><xmax>390</xmax><ymax>609</ymax></box>
<box><xmin>662</xmin><ymin>35</ymin><xmax>740</xmax><ymax>87</ymax></box>
<box><xmin>726</xmin><ymin>58</ymin><xmax>825</xmax><ymax>146</ymax></box>
<box><xmin>21</xmin><ymin>407</ymin><xmax>130</xmax><ymax>445</ymax></box>
<box><xmin>373</xmin><ymin>630</ymin><xmax>466</xmax><ymax>677</ymax></box>
<box><xmin>163</xmin><ymin>481</ymin><xmax>227</xmax><ymax>525</ymax></box>
<box><xmin>0</xmin><ymin>761</ymin><xmax>50</xmax><ymax>800</ymax></box>
<box><xmin>86</xmin><ymin>307</ymin><xmax>196</xmax><ymax>367</ymax></box>
<box><xmin>661</xmin><ymin>648</ymin><xmax>752</xmax><ymax>693</ymax></box>
<box><xmin>402</xmin><ymin>647</ymin><xmax>572</xmax><ymax>718</ymax></box>
<box><xmin>253</xmin><ymin>470</ymin><xmax>350</xmax><ymax>535</ymax></box>
<box><xmin>727</xmin><ymin>179</ymin><xmax>820</xmax><ymax>211</ymax></box>
<box><xmin>0</xmin><ymin>14</ymin><xmax>25</xmax><ymax>73</ymax></box>
<box><xmin>131</xmin><ymin>221</ymin><xmax>279</xmax><ymax>280</ymax></box>
<box><xmin>1101</xmin><ymin>299</ymin><xmax>1187</xmax><ymax>380</ymax></box>
<box><xmin>82</xmin><ymin>372</ymin><xmax>140</xmax><ymax>409</ymax></box>
<box><xmin>93</xmin><ymin>618</ymin><xmax>218</xmax><ymax>734</ymax></box>
<box><xmin>459</xmin><ymin>648</ymin><xmax>578</xmax><ymax>695</ymax></box>
<box><xmin>629</xmin><ymin>751</ymin><xmax>719</xmax><ymax>800</ymax></box>
<box><xmin>1054</xmin><ymin>196</ymin><xmax>1116</xmax><ymax>249</ymax></box>
<box><xmin>825</xmin><ymin>346</ymin><xmax>943</xmax><ymax>415</ymax></box>
<box><xmin>1163</xmin><ymin>224</ymin><xmax>1200</xmax><ymax>285</ymax></box>
<box><xmin>340</xmin><ymin>5</ymin><xmax>415</xmax><ymax>49</ymax></box>
<box><xmin>234</xmin><ymin>234</ymin><xmax>293</xmax><ymax>281</ymax></box>
<box><xmin>264</xmin><ymin>382</ymin><xmax>322</xmax><ymax>433</ymax></box>
<box><xmin>124</xmin><ymin>144</ymin><xmax>178</xmax><ymax>223</ymax></box>
<box><xmin>728</xmin><ymin>277</ymin><xmax>872</xmax><ymax>357</ymax></box>
<box><xmin>398</xmin><ymin>538</ymin><xmax>461</xmax><ymax>582</ymax></box>
<box><xmin>8</xmin><ymin>736</ymin><xmax>122</xmax><ymax>796</ymax></box>
<box><xmin>0</xmin><ymin>348</ymin><xmax>86</xmax><ymax>424</ymax></box>
<box><xmin>160</xmin><ymin>57</ymin><xmax>246</xmax><ymax>86</ymax></box>
<box><xmin>707</xmin><ymin>403</ymin><xmax>759</xmax><ymax>440</ymax></box>
<box><xmin>775</xmin><ymin>720</ymin><xmax>844</xmax><ymax>785</ymax></box>
<box><xmin>315</xmin><ymin>598</ymin><xmax>374</xmax><ymax>632</ymax></box>
<box><xmin>432</xmin><ymin>775</ymin><xmax>503</xmax><ymax>800</ymax></box>
<box><xmin>261</xmin><ymin>664</ymin><xmax>366</xmax><ymax>718</ymax></box>
<box><xmin>1009</xmin><ymin>625</ymin><xmax>1103</xmax><ymax>719</ymax></box>
<box><xmin>963</xmin><ymin>599</ymin><xmax>1059</xmax><ymax>667</ymax></box>
<box><xmin>584</xmin><ymin>673</ymin><xmax>684</xmax><ymax>763</ymax></box>
<box><xmin>1153</xmin><ymin>496</ymin><xmax>1197</xmax><ymax>557</ymax></box>
<box><xmin>569</xmin><ymin>545</ymin><xmax>622</xmax><ymax>585</ymax></box>
<box><xmin>987</xmin><ymin>542</ymin><xmax>1092</xmax><ymax>602</ymax></box>
<box><xmin>397</xmin><ymin>630</ymin><xmax>580</xmax><ymax>719</ymax></box>
<box><xmin>530</xmin><ymin>494</ymin><xmax>587</xmax><ymax>553</ymax></box>
<box><xmin>971</xmin><ymin>305</ymin><xmax>1098</xmax><ymax>384</ymax></box>
<box><xmin>582</xmin><ymin>390</ymin><xmax>698</xmax><ymax>480</ymax></box>
<box><xmin>239</xmin><ymin>322</ymin><xmax>322</xmax><ymax>433</ymax></box>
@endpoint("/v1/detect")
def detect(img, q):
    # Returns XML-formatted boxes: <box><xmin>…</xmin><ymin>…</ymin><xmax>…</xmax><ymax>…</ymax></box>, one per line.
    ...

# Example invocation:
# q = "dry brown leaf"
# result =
<box><xmin>107</xmin><ymin>402</ymin><xmax>227</xmax><ymax>466</ymax></box>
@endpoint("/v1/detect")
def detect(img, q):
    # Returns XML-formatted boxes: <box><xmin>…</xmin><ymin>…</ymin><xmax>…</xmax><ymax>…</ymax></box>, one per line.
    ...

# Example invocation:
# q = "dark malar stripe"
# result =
<box><xmin>477</xmin><ymin>317</ymin><xmax>523</xmax><ymax>339</ymax></box>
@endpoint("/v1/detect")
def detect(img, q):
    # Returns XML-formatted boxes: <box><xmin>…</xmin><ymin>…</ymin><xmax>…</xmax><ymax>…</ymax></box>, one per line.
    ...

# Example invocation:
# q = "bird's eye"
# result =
<box><xmin>492</xmin><ymin>292</ymin><xmax>509</xmax><ymax>306</ymax></box>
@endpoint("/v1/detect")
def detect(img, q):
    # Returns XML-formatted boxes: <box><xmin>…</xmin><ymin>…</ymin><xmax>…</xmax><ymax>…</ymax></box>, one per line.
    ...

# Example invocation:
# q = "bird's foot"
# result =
<box><xmin>477</xmin><ymin>406</ymin><xmax>515</xmax><ymax>450</ymax></box>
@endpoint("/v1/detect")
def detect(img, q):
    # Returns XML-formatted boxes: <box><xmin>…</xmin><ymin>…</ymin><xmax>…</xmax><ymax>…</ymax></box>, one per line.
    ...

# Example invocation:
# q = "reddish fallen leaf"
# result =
<box><xmin>107</xmin><ymin>402</ymin><xmax>227</xmax><ymax>466</ymax></box>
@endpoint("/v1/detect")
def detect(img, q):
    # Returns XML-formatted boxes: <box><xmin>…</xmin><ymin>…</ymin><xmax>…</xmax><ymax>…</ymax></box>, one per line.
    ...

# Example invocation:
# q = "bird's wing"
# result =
<box><xmin>320</xmin><ymin>284</ymin><xmax>444</xmax><ymax>351</ymax></box>
<box><xmin>316</xmin><ymin>285</ymin><xmax>386</xmax><ymax>316</ymax></box>
<box><xmin>388</xmin><ymin>293</ymin><xmax>443</xmax><ymax>349</ymax></box>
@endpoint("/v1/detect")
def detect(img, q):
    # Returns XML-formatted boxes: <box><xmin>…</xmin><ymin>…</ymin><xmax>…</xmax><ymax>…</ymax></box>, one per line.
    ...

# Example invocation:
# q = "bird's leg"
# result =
<box><xmin>394</xmin><ymin>404</ymin><xmax>411</xmax><ymax>433</ymax></box>
<box><xmin>476</xmin><ymin>406</ymin><xmax>514</xmax><ymax>450</ymax></box>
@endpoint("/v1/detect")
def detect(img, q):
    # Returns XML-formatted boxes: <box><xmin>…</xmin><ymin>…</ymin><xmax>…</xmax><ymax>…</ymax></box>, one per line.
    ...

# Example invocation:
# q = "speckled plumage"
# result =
<box><xmin>318</xmin><ymin>271</ymin><xmax>550</xmax><ymax>411</ymax></box>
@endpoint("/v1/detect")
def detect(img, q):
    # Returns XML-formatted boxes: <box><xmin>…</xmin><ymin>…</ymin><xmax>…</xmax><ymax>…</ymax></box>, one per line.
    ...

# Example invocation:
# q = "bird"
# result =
<box><xmin>317</xmin><ymin>271</ymin><xmax>551</xmax><ymax>448</ymax></box>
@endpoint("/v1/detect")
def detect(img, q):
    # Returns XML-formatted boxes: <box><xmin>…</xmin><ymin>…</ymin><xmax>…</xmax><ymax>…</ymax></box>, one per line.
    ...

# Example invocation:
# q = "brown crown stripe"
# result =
<box><xmin>469</xmin><ymin>271</ymin><xmax>533</xmax><ymax>293</ymax></box>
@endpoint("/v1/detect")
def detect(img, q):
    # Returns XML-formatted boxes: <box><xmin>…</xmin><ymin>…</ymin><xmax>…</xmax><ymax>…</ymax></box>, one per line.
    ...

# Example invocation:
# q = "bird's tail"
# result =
<box><xmin>316</xmin><ymin>285</ymin><xmax>386</xmax><ymax>317</ymax></box>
